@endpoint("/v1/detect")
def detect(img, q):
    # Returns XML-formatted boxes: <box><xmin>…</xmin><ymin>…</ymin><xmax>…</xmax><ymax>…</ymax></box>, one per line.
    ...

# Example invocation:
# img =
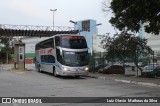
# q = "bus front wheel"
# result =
<box><xmin>53</xmin><ymin>67</ymin><xmax>57</xmax><ymax>77</ymax></box>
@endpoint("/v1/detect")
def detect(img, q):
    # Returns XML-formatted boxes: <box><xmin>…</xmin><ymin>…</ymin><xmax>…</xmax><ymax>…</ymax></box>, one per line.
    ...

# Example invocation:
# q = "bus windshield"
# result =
<box><xmin>60</xmin><ymin>36</ymin><xmax>87</xmax><ymax>49</ymax></box>
<box><xmin>62</xmin><ymin>51</ymin><xmax>88</xmax><ymax>66</ymax></box>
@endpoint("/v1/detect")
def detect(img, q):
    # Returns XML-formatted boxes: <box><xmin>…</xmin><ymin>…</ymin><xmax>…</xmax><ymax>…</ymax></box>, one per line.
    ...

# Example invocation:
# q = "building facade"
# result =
<box><xmin>74</xmin><ymin>19</ymin><xmax>104</xmax><ymax>54</ymax></box>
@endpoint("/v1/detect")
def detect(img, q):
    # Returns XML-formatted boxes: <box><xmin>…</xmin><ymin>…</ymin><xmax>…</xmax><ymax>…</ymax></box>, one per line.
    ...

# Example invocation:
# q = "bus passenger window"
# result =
<box><xmin>48</xmin><ymin>55</ymin><xmax>55</xmax><ymax>63</ymax></box>
<box><xmin>41</xmin><ymin>55</ymin><xmax>45</xmax><ymax>62</ymax></box>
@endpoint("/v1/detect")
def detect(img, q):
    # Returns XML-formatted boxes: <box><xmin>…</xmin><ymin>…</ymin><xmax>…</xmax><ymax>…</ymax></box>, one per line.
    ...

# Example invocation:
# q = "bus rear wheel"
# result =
<box><xmin>38</xmin><ymin>65</ymin><xmax>42</xmax><ymax>73</ymax></box>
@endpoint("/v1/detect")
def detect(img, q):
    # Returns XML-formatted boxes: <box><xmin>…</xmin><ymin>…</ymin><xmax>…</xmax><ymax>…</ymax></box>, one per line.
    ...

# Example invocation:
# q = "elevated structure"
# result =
<box><xmin>0</xmin><ymin>24</ymin><xmax>79</xmax><ymax>66</ymax></box>
<box><xmin>0</xmin><ymin>24</ymin><xmax>79</xmax><ymax>37</ymax></box>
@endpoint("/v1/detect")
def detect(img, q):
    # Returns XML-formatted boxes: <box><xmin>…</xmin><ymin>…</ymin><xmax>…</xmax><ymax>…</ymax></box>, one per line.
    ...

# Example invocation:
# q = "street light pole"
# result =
<box><xmin>50</xmin><ymin>9</ymin><xmax>57</xmax><ymax>30</ymax></box>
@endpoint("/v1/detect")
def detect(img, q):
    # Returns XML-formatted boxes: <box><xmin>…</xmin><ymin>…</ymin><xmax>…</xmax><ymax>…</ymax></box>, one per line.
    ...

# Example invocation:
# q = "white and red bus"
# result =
<box><xmin>35</xmin><ymin>34</ymin><xmax>89</xmax><ymax>77</ymax></box>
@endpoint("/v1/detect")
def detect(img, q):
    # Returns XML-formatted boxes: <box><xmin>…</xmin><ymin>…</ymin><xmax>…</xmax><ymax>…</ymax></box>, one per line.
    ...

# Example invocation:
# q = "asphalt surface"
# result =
<box><xmin>0</xmin><ymin>64</ymin><xmax>160</xmax><ymax>106</ymax></box>
<box><xmin>88</xmin><ymin>72</ymin><xmax>160</xmax><ymax>88</ymax></box>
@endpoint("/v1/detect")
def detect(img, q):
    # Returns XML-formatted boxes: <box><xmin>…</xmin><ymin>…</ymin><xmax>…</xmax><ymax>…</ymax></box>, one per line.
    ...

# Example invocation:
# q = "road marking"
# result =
<box><xmin>96</xmin><ymin>76</ymin><xmax>160</xmax><ymax>87</ymax></box>
<box><xmin>114</xmin><ymin>79</ymin><xmax>160</xmax><ymax>87</ymax></box>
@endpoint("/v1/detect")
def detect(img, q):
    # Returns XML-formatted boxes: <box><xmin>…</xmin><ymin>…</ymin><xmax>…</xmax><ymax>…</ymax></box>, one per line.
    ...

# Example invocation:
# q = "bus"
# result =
<box><xmin>35</xmin><ymin>34</ymin><xmax>89</xmax><ymax>77</ymax></box>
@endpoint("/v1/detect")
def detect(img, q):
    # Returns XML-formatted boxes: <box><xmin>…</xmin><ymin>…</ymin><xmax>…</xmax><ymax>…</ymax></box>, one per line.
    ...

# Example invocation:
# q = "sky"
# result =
<box><xmin>0</xmin><ymin>0</ymin><xmax>115</xmax><ymax>36</ymax></box>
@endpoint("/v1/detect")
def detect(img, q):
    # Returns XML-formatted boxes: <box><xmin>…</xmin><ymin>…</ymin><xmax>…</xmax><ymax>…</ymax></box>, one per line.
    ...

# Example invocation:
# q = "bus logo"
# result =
<box><xmin>2</xmin><ymin>98</ymin><xmax>11</xmax><ymax>103</ymax></box>
<box><xmin>76</xmin><ymin>68</ymin><xmax>80</xmax><ymax>71</ymax></box>
<box><xmin>48</xmin><ymin>49</ymin><xmax>53</xmax><ymax>54</ymax></box>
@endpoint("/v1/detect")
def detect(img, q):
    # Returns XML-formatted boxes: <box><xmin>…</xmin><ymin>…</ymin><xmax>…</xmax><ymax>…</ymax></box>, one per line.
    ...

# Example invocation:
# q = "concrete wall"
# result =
<box><xmin>21</xmin><ymin>37</ymin><xmax>49</xmax><ymax>64</ymax></box>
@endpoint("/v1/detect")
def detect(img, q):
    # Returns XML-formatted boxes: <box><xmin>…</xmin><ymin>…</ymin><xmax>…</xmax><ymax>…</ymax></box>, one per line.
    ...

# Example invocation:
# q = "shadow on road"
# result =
<box><xmin>37</xmin><ymin>71</ymin><xmax>86</xmax><ymax>80</ymax></box>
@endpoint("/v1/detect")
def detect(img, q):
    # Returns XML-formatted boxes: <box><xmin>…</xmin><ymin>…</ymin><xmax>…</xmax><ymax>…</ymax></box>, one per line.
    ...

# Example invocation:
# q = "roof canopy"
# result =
<box><xmin>0</xmin><ymin>24</ymin><xmax>79</xmax><ymax>37</ymax></box>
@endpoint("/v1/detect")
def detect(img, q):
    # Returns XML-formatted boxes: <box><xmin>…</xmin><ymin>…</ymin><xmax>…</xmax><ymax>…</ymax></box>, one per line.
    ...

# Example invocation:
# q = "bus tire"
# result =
<box><xmin>38</xmin><ymin>65</ymin><xmax>42</xmax><ymax>73</ymax></box>
<box><xmin>75</xmin><ymin>75</ymin><xmax>80</xmax><ymax>78</ymax></box>
<box><xmin>53</xmin><ymin>67</ymin><xmax>57</xmax><ymax>77</ymax></box>
<box><xmin>35</xmin><ymin>64</ymin><xmax>39</xmax><ymax>71</ymax></box>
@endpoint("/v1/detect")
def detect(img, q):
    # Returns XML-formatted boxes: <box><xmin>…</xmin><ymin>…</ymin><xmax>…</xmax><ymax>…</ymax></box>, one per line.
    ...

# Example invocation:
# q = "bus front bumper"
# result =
<box><xmin>58</xmin><ymin>70</ymin><xmax>88</xmax><ymax>76</ymax></box>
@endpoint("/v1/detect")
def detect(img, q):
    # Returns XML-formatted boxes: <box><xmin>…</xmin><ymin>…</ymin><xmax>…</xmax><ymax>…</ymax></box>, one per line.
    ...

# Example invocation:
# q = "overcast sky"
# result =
<box><xmin>0</xmin><ymin>0</ymin><xmax>115</xmax><ymax>35</ymax></box>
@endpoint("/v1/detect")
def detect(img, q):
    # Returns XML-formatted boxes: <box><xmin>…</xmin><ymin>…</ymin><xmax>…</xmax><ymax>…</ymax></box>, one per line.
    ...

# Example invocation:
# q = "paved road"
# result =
<box><xmin>0</xmin><ymin>64</ymin><xmax>160</xmax><ymax>106</ymax></box>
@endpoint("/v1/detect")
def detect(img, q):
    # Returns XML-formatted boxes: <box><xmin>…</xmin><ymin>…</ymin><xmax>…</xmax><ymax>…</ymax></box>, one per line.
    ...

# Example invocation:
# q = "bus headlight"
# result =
<box><xmin>63</xmin><ymin>67</ymin><xmax>68</xmax><ymax>71</ymax></box>
<box><xmin>85</xmin><ymin>67</ymin><xmax>89</xmax><ymax>71</ymax></box>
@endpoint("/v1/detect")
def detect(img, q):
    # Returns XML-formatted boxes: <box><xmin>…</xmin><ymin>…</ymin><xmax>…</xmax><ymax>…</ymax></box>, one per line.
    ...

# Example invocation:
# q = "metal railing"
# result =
<box><xmin>0</xmin><ymin>24</ymin><xmax>78</xmax><ymax>31</ymax></box>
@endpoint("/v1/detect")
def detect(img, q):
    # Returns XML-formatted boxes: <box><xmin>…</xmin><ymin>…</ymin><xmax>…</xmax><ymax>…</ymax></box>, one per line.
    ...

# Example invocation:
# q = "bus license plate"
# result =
<box><xmin>74</xmin><ymin>73</ymin><xmax>80</xmax><ymax>75</ymax></box>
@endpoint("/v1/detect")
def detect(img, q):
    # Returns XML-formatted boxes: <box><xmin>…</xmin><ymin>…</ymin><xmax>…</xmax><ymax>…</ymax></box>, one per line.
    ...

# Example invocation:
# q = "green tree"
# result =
<box><xmin>0</xmin><ymin>36</ymin><xmax>13</xmax><ymax>64</ymax></box>
<box><xmin>101</xmin><ymin>32</ymin><xmax>153</xmax><ymax>73</ymax></box>
<box><xmin>103</xmin><ymin>0</ymin><xmax>160</xmax><ymax>34</ymax></box>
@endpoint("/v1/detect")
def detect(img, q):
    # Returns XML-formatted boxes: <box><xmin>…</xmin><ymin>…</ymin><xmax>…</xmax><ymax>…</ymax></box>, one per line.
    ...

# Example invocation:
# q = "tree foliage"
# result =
<box><xmin>0</xmin><ymin>36</ymin><xmax>13</xmax><ymax>64</ymax></box>
<box><xmin>103</xmin><ymin>0</ymin><xmax>160</xmax><ymax>34</ymax></box>
<box><xmin>101</xmin><ymin>32</ymin><xmax>153</xmax><ymax>71</ymax></box>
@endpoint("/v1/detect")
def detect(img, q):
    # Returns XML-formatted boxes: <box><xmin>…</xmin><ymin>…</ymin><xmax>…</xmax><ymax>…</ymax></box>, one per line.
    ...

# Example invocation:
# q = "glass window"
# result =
<box><xmin>42</xmin><ymin>38</ymin><xmax>54</xmax><ymax>48</ymax></box>
<box><xmin>19</xmin><ymin>54</ymin><xmax>23</xmax><ymax>60</ymax></box>
<box><xmin>62</xmin><ymin>51</ymin><xmax>88</xmax><ymax>66</ymax></box>
<box><xmin>82</xmin><ymin>20</ymin><xmax>90</xmax><ymax>32</ymax></box>
<box><xmin>36</xmin><ymin>38</ymin><xmax>54</xmax><ymax>50</ymax></box>
<box><xmin>60</xmin><ymin>36</ymin><xmax>87</xmax><ymax>49</ymax></box>
<box><xmin>56</xmin><ymin>48</ymin><xmax>62</xmax><ymax>63</ymax></box>
<box><xmin>41</xmin><ymin>55</ymin><xmax>55</xmax><ymax>63</ymax></box>
<box><xmin>19</xmin><ymin>47</ymin><xmax>23</xmax><ymax>53</ymax></box>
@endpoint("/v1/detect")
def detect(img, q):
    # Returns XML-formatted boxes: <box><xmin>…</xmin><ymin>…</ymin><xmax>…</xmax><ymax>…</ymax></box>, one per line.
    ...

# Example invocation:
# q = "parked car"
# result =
<box><xmin>142</xmin><ymin>63</ymin><xmax>160</xmax><ymax>78</ymax></box>
<box><xmin>153</xmin><ymin>66</ymin><xmax>160</xmax><ymax>78</ymax></box>
<box><xmin>138</xmin><ymin>62</ymin><xmax>144</xmax><ymax>67</ymax></box>
<box><xmin>94</xmin><ymin>64</ymin><xmax>108</xmax><ymax>70</ymax></box>
<box><xmin>98</xmin><ymin>65</ymin><xmax>125</xmax><ymax>74</ymax></box>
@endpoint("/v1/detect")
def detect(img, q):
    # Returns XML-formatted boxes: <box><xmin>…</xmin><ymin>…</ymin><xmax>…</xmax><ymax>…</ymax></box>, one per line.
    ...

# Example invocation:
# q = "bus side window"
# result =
<box><xmin>41</xmin><ymin>55</ymin><xmax>45</xmax><ymax>62</ymax></box>
<box><xmin>48</xmin><ymin>55</ymin><xmax>55</xmax><ymax>63</ymax></box>
<box><xmin>52</xmin><ymin>56</ymin><xmax>55</xmax><ymax>63</ymax></box>
<box><xmin>55</xmin><ymin>36</ymin><xmax>60</xmax><ymax>46</ymax></box>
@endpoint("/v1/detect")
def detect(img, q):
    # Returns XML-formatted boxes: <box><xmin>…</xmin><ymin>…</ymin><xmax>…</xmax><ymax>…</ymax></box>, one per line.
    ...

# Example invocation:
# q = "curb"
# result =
<box><xmin>87</xmin><ymin>74</ymin><xmax>160</xmax><ymax>88</ymax></box>
<box><xmin>114</xmin><ymin>79</ymin><xmax>160</xmax><ymax>87</ymax></box>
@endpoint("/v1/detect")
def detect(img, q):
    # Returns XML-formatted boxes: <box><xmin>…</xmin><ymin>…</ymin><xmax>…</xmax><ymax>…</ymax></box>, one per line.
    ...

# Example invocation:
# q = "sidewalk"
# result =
<box><xmin>87</xmin><ymin>72</ymin><xmax>160</xmax><ymax>87</ymax></box>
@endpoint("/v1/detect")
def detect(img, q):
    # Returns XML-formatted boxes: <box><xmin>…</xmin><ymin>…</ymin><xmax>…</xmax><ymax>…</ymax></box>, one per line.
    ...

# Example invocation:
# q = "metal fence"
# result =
<box><xmin>88</xmin><ymin>51</ymin><xmax>160</xmax><ymax>73</ymax></box>
<box><xmin>89</xmin><ymin>52</ymin><xmax>108</xmax><ymax>72</ymax></box>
